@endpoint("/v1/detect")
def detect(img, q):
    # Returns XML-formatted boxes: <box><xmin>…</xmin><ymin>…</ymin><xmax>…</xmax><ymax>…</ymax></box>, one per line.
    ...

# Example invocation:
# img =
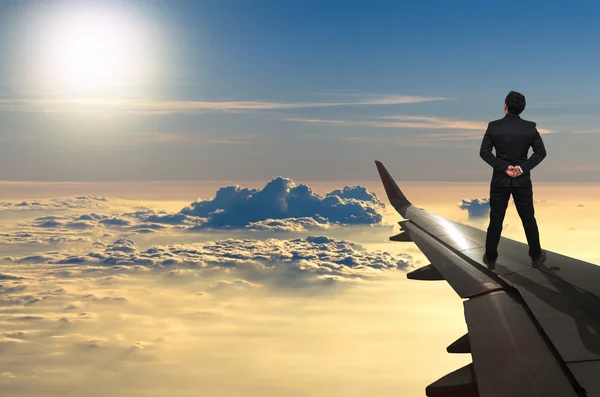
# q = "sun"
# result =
<box><xmin>40</xmin><ymin>6</ymin><xmax>147</xmax><ymax>95</ymax></box>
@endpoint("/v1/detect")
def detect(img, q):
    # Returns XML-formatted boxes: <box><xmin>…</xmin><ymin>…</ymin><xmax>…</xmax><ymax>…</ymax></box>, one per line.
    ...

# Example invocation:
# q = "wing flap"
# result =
<box><xmin>505</xmin><ymin>272</ymin><xmax>600</xmax><ymax>363</ymax></box>
<box><xmin>568</xmin><ymin>361</ymin><xmax>600</xmax><ymax>397</ymax></box>
<box><xmin>465</xmin><ymin>291</ymin><xmax>579</xmax><ymax>397</ymax></box>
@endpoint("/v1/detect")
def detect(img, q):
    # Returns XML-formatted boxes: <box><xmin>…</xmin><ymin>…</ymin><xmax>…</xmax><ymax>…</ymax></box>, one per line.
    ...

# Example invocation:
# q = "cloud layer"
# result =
<box><xmin>0</xmin><ymin>230</ymin><xmax>414</xmax><ymax>396</ymax></box>
<box><xmin>4</xmin><ymin>236</ymin><xmax>412</xmax><ymax>286</ymax></box>
<box><xmin>0</xmin><ymin>252</ymin><xmax>458</xmax><ymax>397</ymax></box>
<box><xmin>0</xmin><ymin>231</ymin><xmax>91</xmax><ymax>245</ymax></box>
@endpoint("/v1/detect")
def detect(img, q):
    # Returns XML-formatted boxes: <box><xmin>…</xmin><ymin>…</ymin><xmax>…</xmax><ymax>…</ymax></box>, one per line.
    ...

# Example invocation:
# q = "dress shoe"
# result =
<box><xmin>483</xmin><ymin>253</ymin><xmax>497</xmax><ymax>266</ymax></box>
<box><xmin>532</xmin><ymin>251</ymin><xmax>547</xmax><ymax>268</ymax></box>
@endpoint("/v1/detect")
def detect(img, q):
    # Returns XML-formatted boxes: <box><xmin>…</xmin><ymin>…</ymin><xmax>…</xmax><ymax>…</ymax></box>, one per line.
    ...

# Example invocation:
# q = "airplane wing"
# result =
<box><xmin>375</xmin><ymin>160</ymin><xmax>600</xmax><ymax>397</ymax></box>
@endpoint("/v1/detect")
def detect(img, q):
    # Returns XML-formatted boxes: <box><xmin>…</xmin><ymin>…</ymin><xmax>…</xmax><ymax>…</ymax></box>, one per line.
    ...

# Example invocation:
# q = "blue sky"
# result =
<box><xmin>1</xmin><ymin>0</ymin><xmax>600</xmax><ymax>181</ymax></box>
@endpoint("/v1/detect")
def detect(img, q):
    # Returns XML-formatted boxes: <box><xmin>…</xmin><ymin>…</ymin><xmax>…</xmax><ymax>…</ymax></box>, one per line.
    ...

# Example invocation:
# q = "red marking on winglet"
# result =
<box><xmin>375</xmin><ymin>160</ymin><xmax>402</xmax><ymax>200</ymax></box>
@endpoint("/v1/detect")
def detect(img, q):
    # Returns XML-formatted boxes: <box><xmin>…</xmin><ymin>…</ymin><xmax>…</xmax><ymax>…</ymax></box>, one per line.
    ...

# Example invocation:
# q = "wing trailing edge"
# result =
<box><xmin>425</xmin><ymin>364</ymin><xmax>479</xmax><ymax>397</ymax></box>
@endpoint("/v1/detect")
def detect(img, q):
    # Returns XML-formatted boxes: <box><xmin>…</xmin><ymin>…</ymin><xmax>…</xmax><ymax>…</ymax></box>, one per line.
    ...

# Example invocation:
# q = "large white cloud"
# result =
<box><xmin>180</xmin><ymin>178</ymin><xmax>385</xmax><ymax>229</ymax></box>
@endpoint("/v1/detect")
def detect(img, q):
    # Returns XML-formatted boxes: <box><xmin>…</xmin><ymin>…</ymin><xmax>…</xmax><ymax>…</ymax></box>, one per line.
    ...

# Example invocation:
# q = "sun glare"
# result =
<box><xmin>40</xmin><ymin>6</ymin><xmax>148</xmax><ymax>96</ymax></box>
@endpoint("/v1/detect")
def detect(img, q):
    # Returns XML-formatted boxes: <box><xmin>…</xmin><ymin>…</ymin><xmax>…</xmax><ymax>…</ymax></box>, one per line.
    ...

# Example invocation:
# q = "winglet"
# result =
<box><xmin>374</xmin><ymin>160</ymin><xmax>412</xmax><ymax>218</ymax></box>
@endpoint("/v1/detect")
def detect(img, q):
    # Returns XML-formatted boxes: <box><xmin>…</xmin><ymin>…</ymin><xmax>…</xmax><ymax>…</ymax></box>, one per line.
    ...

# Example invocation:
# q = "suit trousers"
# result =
<box><xmin>485</xmin><ymin>183</ymin><xmax>542</xmax><ymax>259</ymax></box>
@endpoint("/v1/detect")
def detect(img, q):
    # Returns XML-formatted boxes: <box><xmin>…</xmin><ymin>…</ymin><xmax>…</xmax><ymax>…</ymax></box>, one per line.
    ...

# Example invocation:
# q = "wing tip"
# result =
<box><xmin>374</xmin><ymin>160</ymin><xmax>412</xmax><ymax>217</ymax></box>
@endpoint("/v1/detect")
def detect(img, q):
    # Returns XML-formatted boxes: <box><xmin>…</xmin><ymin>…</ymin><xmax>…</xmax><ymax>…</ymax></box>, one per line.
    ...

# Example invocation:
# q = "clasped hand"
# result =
<box><xmin>506</xmin><ymin>165</ymin><xmax>522</xmax><ymax>178</ymax></box>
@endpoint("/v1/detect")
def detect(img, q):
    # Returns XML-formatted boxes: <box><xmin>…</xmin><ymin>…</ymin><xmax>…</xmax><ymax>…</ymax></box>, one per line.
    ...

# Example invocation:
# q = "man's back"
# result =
<box><xmin>480</xmin><ymin>113</ymin><xmax>547</xmax><ymax>187</ymax></box>
<box><xmin>480</xmin><ymin>90</ymin><xmax>547</xmax><ymax>268</ymax></box>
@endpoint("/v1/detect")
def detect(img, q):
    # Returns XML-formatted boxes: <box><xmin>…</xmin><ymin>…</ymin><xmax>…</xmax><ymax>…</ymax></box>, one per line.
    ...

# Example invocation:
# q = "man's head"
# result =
<box><xmin>504</xmin><ymin>90</ymin><xmax>526</xmax><ymax>115</ymax></box>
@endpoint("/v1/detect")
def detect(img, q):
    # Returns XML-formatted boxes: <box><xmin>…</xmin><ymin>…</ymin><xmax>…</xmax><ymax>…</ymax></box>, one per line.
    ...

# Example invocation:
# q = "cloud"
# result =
<box><xmin>0</xmin><ymin>196</ymin><xmax>113</xmax><ymax>212</ymax></box>
<box><xmin>13</xmin><ymin>211</ymin><xmax>188</xmax><ymax>244</ymax></box>
<box><xmin>20</xmin><ymin>211</ymin><xmax>199</xmax><ymax>235</ymax></box>
<box><xmin>80</xmin><ymin>294</ymin><xmax>128</xmax><ymax>304</ymax></box>
<box><xmin>285</xmin><ymin>115</ymin><xmax>553</xmax><ymax>135</ymax></box>
<box><xmin>246</xmin><ymin>216</ymin><xmax>332</xmax><ymax>232</ymax></box>
<box><xmin>0</xmin><ymin>94</ymin><xmax>448</xmax><ymax>114</ymax></box>
<box><xmin>0</xmin><ymin>273</ymin><xmax>28</xmax><ymax>281</ymax></box>
<box><xmin>208</xmin><ymin>279</ymin><xmax>262</xmax><ymax>292</ymax></box>
<box><xmin>0</xmin><ymin>231</ymin><xmax>91</xmax><ymax>245</ymax></box>
<box><xmin>181</xmin><ymin>178</ymin><xmax>385</xmax><ymax>229</ymax></box>
<box><xmin>458</xmin><ymin>198</ymin><xmax>490</xmax><ymax>219</ymax></box>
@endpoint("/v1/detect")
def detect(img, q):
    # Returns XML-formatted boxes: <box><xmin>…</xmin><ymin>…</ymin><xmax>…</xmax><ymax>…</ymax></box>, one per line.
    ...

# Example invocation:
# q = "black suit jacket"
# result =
<box><xmin>479</xmin><ymin>113</ymin><xmax>547</xmax><ymax>187</ymax></box>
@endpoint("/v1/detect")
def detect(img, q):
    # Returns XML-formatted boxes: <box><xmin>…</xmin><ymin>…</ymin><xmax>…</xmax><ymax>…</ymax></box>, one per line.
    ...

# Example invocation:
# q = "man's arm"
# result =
<box><xmin>480</xmin><ymin>123</ymin><xmax>510</xmax><ymax>172</ymax></box>
<box><xmin>520</xmin><ymin>126</ymin><xmax>547</xmax><ymax>173</ymax></box>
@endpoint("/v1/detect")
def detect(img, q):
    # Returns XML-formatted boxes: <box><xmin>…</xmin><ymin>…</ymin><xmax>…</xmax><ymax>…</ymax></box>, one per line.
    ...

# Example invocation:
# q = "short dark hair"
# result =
<box><xmin>505</xmin><ymin>91</ymin><xmax>526</xmax><ymax>114</ymax></box>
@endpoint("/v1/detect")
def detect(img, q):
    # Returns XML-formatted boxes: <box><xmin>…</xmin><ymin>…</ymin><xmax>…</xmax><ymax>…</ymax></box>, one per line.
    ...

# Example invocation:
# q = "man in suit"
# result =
<box><xmin>480</xmin><ymin>90</ymin><xmax>547</xmax><ymax>268</ymax></box>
